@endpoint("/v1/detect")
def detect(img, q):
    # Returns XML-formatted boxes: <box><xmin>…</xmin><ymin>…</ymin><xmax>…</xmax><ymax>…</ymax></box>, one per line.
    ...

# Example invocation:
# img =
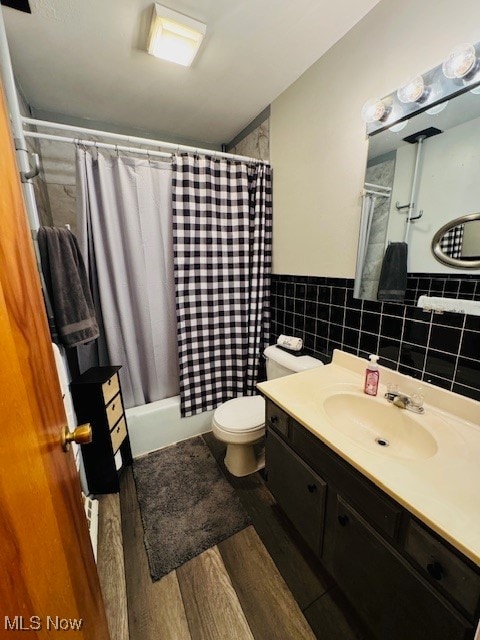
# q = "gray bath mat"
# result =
<box><xmin>133</xmin><ymin>435</ymin><xmax>251</xmax><ymax>581</ymax></box>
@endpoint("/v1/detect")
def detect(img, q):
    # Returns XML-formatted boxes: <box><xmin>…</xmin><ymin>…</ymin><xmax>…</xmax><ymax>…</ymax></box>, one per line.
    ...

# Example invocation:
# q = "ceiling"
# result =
<box><xmin>2</xmin><ymin>0</ymin><xmax>380</xmax><ymax>146</ymax></box>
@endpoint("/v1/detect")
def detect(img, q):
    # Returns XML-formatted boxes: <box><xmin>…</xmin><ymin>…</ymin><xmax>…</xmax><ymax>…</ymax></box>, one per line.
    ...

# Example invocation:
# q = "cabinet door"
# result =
<box><xmin>266</xmin><ymin>428</ymin><xmax>326</xmax><ymax>556</ymax></box>
<box><xmin>405</xmin><ymin>519</ymin><xmax>480</xmax><ymax>620</ymax></box>
<box><xmin>332</xmin><ymin>496</ymin><xmax>473</xmax><ymax>640</ymax></box>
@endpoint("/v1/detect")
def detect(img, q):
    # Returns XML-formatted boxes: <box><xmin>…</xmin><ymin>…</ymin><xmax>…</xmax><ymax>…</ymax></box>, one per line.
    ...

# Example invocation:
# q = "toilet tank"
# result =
<box><xmin>263</xmin><ymin>345</ymin><xmax>323</xmax><ymax>380</ymax></box>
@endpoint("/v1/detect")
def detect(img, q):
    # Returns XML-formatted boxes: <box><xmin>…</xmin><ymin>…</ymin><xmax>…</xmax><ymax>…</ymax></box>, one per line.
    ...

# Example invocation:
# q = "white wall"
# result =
<box><xmin>270</xmin><ymin>0</ymin><xmax>480</xmax><ymax>277</ymax></box>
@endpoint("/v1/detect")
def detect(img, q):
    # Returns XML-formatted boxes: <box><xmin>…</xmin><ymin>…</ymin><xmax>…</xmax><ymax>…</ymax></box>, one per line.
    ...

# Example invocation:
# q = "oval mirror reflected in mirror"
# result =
<box><xmin>432</xmin><ymin>212</ymin><xmax>480</xmax><ymax>268</ymax></box>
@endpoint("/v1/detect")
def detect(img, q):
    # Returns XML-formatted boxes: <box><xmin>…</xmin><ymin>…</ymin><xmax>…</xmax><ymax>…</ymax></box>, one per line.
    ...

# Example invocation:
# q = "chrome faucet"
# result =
<box><xmin>385</xmin><ymin>390</ymin><xmax>424</xmax><ymax>414</ymax></box>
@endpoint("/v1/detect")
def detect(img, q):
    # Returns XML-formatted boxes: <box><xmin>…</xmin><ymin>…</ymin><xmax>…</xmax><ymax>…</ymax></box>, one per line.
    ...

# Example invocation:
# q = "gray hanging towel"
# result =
<box><xmin>377</xmin><ymin>242</ymin><xmax>408</xmax><ymax>302</ymax></box>
<box><xmin>37</xmin><ymin>227</ymin><xmax>99</xmax><ymax>347</ymax></box>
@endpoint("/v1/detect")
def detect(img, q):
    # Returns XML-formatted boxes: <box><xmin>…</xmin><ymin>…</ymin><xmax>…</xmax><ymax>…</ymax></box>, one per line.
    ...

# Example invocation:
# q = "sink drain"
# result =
<box><xmin>375</xmin><ymin>437</ymin><xmax>390</xmax><ymax>447</ymax></box>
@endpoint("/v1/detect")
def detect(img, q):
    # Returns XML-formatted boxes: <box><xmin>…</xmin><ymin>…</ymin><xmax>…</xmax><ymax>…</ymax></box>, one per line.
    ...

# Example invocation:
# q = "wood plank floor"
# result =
<box><xmin>97</xmin><ymin>493</ymin><xmax>129</xmax><ymax>640</ymax></box>
<box><xmin>98</xmin><ymin>432</ymin><xmax>368</xmax><ymax>639</ymax></box>
<box><xmin>177</xmin><ymin>545</ymin><xmax>255</xmax><ymax>640</ymax></box>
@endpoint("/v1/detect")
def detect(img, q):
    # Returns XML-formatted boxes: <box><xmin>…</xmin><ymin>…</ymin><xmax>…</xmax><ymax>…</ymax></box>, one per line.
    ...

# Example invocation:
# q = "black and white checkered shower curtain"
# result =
<box><xmin>440</xmin><ymin>224</ymin><xmax>464</xmax><ymax>259</ymax></box>
<box><xmin>172</xmin><ymin>155</ymin><xmax>272</xmax><ymax>417</ymax></box>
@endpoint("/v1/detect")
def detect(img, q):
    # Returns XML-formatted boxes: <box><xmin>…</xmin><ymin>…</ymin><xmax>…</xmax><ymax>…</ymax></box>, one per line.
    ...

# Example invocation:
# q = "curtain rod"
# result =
<box><xmin>21</xmin><ymin>116</ymin><xmax>268</xmax><ymax>164</ymax></box>
<box><xmin>363</xmin><ymin>188</ymin><xmax>391</xmax><ymax>197</ymax></box>
<box><xmin>24</xmin><ymin>131</ymin><xmax>173</xmax><ymax>159</ymax></box>
<box><xmin>364</xmin><ymin>182</ymin><xmax>392</xmax><ymax>191</ymax></box>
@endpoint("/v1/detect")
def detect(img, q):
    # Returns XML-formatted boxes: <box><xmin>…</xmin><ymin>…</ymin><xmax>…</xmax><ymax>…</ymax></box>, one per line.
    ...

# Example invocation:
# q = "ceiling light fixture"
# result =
<box><xmin>147</xmin><ymin>3</ymin><xmax>206</xmax><ymax>67</ymax></box>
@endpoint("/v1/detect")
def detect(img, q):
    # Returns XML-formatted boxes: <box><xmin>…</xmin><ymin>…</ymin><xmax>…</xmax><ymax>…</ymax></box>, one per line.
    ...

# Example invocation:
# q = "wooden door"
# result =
<box><xmin>0</xmin><ymin>82</ymin><xmax>110</xmax><ymax>638</ymax></box>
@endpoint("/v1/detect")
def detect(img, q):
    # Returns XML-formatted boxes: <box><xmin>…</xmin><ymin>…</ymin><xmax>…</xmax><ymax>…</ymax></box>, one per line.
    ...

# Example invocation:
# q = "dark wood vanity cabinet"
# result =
<box><xmin>70</xmin><ymin>366</ymin><xmax>132</xmax><ymax>495</ymax></box>
<box><xmin>265</xmin><ymin>399</ymin><xmax>480</xmax><ymax>640</ymax></box>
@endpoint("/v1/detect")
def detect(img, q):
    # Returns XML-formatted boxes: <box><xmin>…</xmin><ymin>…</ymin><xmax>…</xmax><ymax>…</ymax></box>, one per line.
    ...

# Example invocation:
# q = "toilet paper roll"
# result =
<box><xmin>277</xmin><ymin>334</ymin><xmax>303</xmax><ymax>352</ymax></box>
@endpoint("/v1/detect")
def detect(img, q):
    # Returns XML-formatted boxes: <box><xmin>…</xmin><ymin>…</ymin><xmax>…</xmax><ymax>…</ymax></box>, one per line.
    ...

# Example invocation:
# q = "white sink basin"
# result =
<box><xmin>323</xmin><ymin>393</ymin><xmax>438</xmax><ymax>461</ymax></box>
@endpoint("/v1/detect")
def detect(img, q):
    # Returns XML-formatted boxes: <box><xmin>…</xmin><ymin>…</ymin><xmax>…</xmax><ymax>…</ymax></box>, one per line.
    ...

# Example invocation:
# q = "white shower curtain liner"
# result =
<box><xmin>76</xmin><ymin>148</ymin><xmax>179</xmax><ymax>408</ymax></box>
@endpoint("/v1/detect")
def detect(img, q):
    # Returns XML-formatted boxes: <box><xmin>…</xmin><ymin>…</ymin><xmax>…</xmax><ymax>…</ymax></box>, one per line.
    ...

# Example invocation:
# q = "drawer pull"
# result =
<box><xmin>338</xmin><ymin>514</ymin><xmax>349</xmax><ymax>527</ymax></box>
<box><xmin>307</xmin><ymin>483</ymin><xmax>317</xmax><ymax>493</ymax></box>
<box><xmin>112</xmin><ymin>403</ymin><xmax>116</xmax><ymax>411</ymax></box>
<box><xmin>427</xmin><ymin>561</ymin><xmax>444</xmax><ymax>581</ymax></box>
<box><xmin>270</xmin><ymin>415</ymin><xmax>278</xmax><ymax>425</ymax></box>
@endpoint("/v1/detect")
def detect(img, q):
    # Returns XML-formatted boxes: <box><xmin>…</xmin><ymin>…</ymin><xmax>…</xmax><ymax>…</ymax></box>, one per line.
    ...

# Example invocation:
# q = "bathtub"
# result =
<box><xmin>125</xmin><ymin>395</ymin><xmax>214</xmax><ymax>458</ymax></box>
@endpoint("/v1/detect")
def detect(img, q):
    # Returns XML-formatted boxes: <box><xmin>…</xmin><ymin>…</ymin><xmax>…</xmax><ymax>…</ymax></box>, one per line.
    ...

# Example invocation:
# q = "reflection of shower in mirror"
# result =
<box><xmin>354</xmin><ymin>181</ymin><xmax>392</xmax><ymax>300</ymax></box>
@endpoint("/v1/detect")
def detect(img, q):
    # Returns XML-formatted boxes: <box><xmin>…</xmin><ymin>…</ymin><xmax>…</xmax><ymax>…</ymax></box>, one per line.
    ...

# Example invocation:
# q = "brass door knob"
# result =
<box><xmin>61</xmin><ymin>423</ymin><xmax>92</xmax><ymax>452</ymax></box>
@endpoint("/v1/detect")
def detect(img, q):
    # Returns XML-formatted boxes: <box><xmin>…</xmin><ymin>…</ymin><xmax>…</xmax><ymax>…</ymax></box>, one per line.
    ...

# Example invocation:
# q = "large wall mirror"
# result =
<box><xmin>355</xmin><ymin>48</ymin><xmax>480</xmax><ymax>302</ymax></box>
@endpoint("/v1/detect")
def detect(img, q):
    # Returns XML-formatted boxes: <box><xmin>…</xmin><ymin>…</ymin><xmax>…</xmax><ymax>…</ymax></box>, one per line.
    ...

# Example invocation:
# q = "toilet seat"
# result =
<box><xmin>213</xmin><ymin>395</ymin><xmax>265</xmax><ymax>434</ymax></box>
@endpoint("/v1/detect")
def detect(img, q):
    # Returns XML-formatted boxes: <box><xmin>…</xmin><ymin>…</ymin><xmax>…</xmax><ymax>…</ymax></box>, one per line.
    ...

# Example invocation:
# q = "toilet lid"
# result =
<box><xmin>214</xmin><ymin>396</ymin><xmax>265</xmax><ymax>432</ymax></box>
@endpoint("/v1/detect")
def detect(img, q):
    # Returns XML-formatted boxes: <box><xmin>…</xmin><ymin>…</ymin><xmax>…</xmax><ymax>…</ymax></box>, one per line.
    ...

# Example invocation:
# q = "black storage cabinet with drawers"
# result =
<box><xmin>70</xmin><ymin>365</ymin><xmax>132</xmax><ymax>494</ymax></box>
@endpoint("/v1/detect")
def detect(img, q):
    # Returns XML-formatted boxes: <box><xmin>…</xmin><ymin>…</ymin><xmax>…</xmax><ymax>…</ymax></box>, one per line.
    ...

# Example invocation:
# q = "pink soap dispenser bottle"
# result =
<box><xmin>364</xmin><ymin>354</ymin><xmax>380</xmax><ymax>396</ymax></box>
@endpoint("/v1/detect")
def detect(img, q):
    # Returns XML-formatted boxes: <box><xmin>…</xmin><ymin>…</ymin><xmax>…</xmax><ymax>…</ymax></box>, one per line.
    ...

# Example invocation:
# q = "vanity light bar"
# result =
<box><xmin>363</xmin><ymin>41</ymin><xmax>480</xmax><ymax>134</ymax></box>
<box><xmin>417</xmin><ymin>295</ymin><xmax>480</xmax><ymax>316</ymax></box>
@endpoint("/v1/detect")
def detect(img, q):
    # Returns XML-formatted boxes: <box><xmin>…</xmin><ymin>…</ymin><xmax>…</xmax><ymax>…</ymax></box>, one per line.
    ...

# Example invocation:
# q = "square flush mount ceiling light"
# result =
<box><xmin>147</xmin><ymin>3</ymin><xmax>206</xmax><ymax>67</ymax></box>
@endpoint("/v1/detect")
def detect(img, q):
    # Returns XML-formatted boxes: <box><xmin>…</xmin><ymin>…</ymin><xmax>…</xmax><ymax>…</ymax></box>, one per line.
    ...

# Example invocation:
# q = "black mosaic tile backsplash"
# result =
<box><xmin>271</xmin><ymin>273</ymin><xmax>480</xmax><ymax>402</ymax></box>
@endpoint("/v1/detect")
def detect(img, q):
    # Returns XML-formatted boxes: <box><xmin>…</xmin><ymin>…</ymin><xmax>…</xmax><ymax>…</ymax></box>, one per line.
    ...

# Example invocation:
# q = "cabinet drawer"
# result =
<box><xmin>292</xmin><ymin>422</ymin><xmax>402</xmax><ymax>540</ymax></box>
<box><xmin>405</xmin><ymin>520</ymin><xmax>480</xmax><ymax>618</ymax></box>
<box><xmin>102</xmin><ymin>373</ymin><xmax>119</xmax><ymax>405</ymax></box>
<box><xmin>106</xmin><ymin>393</ymin><xmax>123</xmax><ymax>429</ymax></box>
<box><xmin>110</xmin><ymin>416</ymin><xmax>127</xmax><ymax>453</ymax></box>
<box><xmin>266</xmin><ymin>400</ymin><xmax>289</xmax><ymax>438</ymax></box>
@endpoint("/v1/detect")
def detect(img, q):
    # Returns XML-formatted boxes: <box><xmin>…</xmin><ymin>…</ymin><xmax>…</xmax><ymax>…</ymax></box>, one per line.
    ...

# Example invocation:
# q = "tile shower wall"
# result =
<box><xmin>271</xmin><ymin>274</ymin><xmax>480</xmax><ymax>402</ymax></box>
<box><xmin>228</xmin><ymin>118</ymin><xmax>269</xmax><ymax>162</ymax></box>
<box><xmin>17</xmin><ymin>92</ymin><xmax>53</xmax><ymax>226</ymax></box>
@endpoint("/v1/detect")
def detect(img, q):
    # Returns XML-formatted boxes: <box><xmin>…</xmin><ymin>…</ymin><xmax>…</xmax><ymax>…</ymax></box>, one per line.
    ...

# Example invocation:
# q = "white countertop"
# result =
<box><xmin>258</xmin><ymin>349</ymin><xmax>480</xmax><ymax>566</ymax></box>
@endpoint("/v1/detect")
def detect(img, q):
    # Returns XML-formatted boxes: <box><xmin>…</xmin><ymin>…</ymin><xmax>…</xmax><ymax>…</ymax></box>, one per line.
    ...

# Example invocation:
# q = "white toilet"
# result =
<box><xmin>212</xmin><ymin>345</ymin><xmax>323</xmax><ymax>477</ymax></box>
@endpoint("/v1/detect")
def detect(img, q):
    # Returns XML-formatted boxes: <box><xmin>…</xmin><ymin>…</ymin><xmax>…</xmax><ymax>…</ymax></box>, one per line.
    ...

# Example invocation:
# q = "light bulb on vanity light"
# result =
<box><xmin>361</xmin><ymin>98</ymin><xmax>387</xmax><ymax>123</ymax></box>
<box><xmin>442</xmin><ymin>43</ymin><xmax>477</xmax><ymax>79</ymax></box>
<box><xmin>397</xmin><ymin>76</ymin><xmax>426</xmax><ymax>103</ymax></box>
